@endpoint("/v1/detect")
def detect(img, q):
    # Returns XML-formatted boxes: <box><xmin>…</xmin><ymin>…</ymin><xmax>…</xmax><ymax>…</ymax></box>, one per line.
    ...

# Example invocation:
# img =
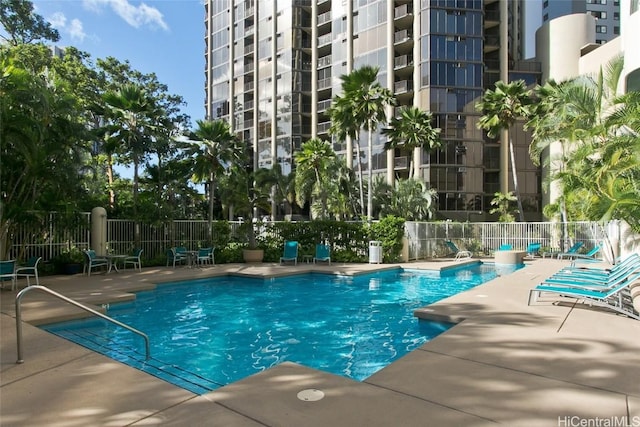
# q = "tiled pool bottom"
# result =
<box><xmin>43</xmin><ymin>264</ymin><xmax>520</xmax><ymax>394</ymax></box>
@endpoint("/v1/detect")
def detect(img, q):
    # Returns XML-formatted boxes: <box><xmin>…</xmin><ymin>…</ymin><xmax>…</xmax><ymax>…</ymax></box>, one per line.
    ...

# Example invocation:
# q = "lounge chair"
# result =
<box><xmin>83</xmin><ymin>250</ymin><xmax>109</xmax><ymax>276</ymax></box>
<box><xmin>0</xmin><ymin>260</ymin><xmax>17</xmax><ymax>291</ymax></box>
<box><xmin>280</xmin><ymin>241</ymin><xmax>299</xmax><ymax>265</ymax></box>
<box><xmin>16</xmin><ymin>256</ymin><xmax>42</xmax><ymax>286</ymax></box>
<box><xmin>558</xmin><ymin>244</ymin><xmax>602</xmax><ymax>261</ymax></box>
<box><xmin>528</xmin><ymin>277</ymin><xmax>640</xmax><ymax>320</ymax></box>
<box><xmin>313</xmin><ymin>244</ymin><xmax>331</xmax><ymax>265</ymax></box>
<box><xmin>525</xmin><ymin>242</ymin><xmax>541</xmax><ymax>259</ymax></box>
<box><xmin>538</xmin><ymin>258</ymin><xmax>640</xmax><ymax>291</ymax></box>
<box><xmin>124</xmin><ymin>249</ymin><xmax>143</xmax><ymax>271</ymax></box>
<box><xmin>445</xmin><ymin>240</ymin><xmax>472</xmax><ymax>261</ymax></box>
<box><xmin>497</xmin><ymin>244</ymin><xmax>513</xmax><ymax>251</ymax></box>
<box><xmin>543</xmin><ymin>242</ymin><xmax>584</xmax><ymax>259</ymax></box>
<box><xmin>196</xmin><ymin>247</ymin><xmax>214</xmax><ymax>266</ymax></box>
<box><xmin>167</xmin><ymin>247</ymin><xmax>188</xmax><ymax>268</ymax></box>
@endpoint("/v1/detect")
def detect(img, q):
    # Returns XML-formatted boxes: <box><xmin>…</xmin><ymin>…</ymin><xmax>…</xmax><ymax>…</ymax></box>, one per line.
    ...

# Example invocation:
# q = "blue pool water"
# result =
<box><xmin>43</xmin><ymin>264</ymin><xmax>518</xmax><ymax>394</ymax></box>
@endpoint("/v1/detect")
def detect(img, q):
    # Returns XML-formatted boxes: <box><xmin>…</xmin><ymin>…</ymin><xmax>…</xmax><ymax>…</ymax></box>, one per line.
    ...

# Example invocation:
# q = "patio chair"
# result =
<box><xmin>313</xmin><ymin>244</ymin><xmax>331</xmax><ymax>265</ymax></box>
<box><xmin>497</xmin><ymin>244</ymin><xmax>513</xmax><ymax>251</ymax></box>
<box><xmin>445</xmin><ymin>240</ymin><xmax>472</xmax><ymax>261</ymax></box>
<box><xmin>539</xmin><ymin>256</ymin><xmax>640</xmax><ymax>291</ymax></box>
<box><xmin>166</xmin><ymin>247</ymin><xmax>188</xmax><ymax>268</ymax></box>
<box><xmin>525</xmin><ymin>243</ymin><xmax>542</xmax><ymax>259</ymax></box>
<box><xmin>83</xmin><ymin>250</ymin><xmax>109</xmax><ymax>276</ymax></box>
<box><xmin>542</xmin><ymin>242</ymin><xmax>583</xmax><ymax>259</ymax></box>
<box><xmin>528</xmin><ymin>274</ymin><xmax>640</xmax><ymax>320</ymax></box>
<box><xmin>280</xmin><ymin>241</ymin><xmax>299</xmax><ymax>265</ymax></box>
<box><xmin>196</xmin><ymin>247</ymin><xmax>214</xmax><ymax>266</ymax></box>
<box><xmin>124</xmin><ymin>249</ymin><xmax>143</xmax><ymax>271</ymax></box>
<box><xmin>15</xmin><ymin>256</ymin><xmax>42</xmax><ymax>286</ymax></box>
<box><xmin>0</xmin><ymin>260</ymin><xmax>17</xmax><ymax>291</ymax></box>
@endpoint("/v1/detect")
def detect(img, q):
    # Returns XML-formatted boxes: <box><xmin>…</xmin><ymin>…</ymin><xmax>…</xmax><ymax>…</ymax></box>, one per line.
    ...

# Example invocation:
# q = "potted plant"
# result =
<box><xmin>53</xmin><ymin>246</ymin><xmax>85</xmax><ymax>274</ymax></box>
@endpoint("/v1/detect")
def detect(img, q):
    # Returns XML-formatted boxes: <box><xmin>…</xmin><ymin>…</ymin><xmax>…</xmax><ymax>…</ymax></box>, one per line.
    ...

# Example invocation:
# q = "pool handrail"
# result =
<box><xmin>15</xmin><ymin>285</ymin><xmax>150</xmax><ymax>363</ymax></box>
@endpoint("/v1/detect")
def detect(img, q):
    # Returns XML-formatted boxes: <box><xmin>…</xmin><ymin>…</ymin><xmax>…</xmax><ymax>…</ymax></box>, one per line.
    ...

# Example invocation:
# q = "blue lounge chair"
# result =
<box><xmin>16</xmin><ymin>256</ymin><xmax>42</xmax><ymax>286</ymax></box>
<box><xmin>543</xmin><ymin>242</ymin><xmax>583</xmax><ymax>259</ymax></box>
<box><xmin>280</xmin><ymin>241</ymin><xmax>299</xmax><ymax>265</ymax></box>
<box><xmin>497</xmin><ymin>244</ymin><xmax>513</xmax><ymax>251</ymax></box>
<box><xmin>539</xmin><ymin>260</ymin><xmax>640</xmax><ymax>292</ymax></box>
<box><xmin>445</xmin><ymin>240</ymin><xmax>472</xmax><ymax>261</ymax></box>
<box><xmin>313</xmin><ymin>244</ymin><xmax>331</xmax><ymax>265</ymax></box>
<box><xmin>528</xmin><ymin>279</ymin><xmax>639</xmax><ymax>320</ymax></box>
<box><xmin>558</xmin><ymin>244</ymin><xmax>602</xmax><ymax>261</ymax></box>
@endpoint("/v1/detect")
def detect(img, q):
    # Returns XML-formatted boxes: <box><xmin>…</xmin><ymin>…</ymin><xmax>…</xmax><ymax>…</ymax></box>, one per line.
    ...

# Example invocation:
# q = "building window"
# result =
<box><xmin>613</xmin><ymin>26</ymin><xmax>620</xmax><ymax>34</ymax></box>
<box><xmin>587</xmin><ymin>0</ymin><xmax>607</xmax><ymax>4</ymax></box>
<box><xmin>543</xmin><ymin>13</ymin><xmax>548</xmax><ymax>21</ymax></box>
<box><xmin>543</xmin><ymin>0</ymin><xmax>549</xmax><ymax>7</ymax></box>
<box><xmin>590</xmin><ymin>11</ymin><xmax>607</xmax><ymax>19</ymax></box>
<box><xmin>595</xmin><ymin>25</ymin><xmax>607</xmax><ymax>33</ymax></box>
<box><xmin>614</xmin><ymin>12</ymin><xmax>620</xmax><ymax>20</ymax></box>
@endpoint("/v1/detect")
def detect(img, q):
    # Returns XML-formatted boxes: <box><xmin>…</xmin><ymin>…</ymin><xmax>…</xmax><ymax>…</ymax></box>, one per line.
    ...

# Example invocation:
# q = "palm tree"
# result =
<box><xmin>185</xmin><ymin>119</ymin><xmax>241</xmax><ymax>239</ymax></box>
<box><xmin>477</xmin><ymin>80</ymin><xmax>532</xmax><ymax>222</ymax></box>
<box><xmin>329</xmin><ymin>66</ymin><xmax>395</xmax><ymax>219</ymax></box>
<box><xmin>377</xmin><ymin>178</ymin><xmax>438</xmax><ymax>221</ymax></box>
<box><xmin>382</xmin><ymin>106</ymin><xmax>442</xmax><ymax>179</ymax></box>
<box><xmin>103</xmin><ymin>83</ymin><xmax>161</xmax><ymax>219</ymax></box>
<box><xmin>294</xmin><ymin>138</ymin><xmax>336</xmax><ymax>219</ymax></box>
<box><xmin>490</xmin><ymin>191</ymin><xmax>519</xmax><ymax>223</ymax></box>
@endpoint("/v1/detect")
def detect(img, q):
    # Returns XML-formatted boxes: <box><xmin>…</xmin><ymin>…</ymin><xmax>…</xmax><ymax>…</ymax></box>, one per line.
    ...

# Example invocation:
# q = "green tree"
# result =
<box><xmin>477</xmin><ymin>80</ymin><xmax>532</xmax><ymax>222</ymax></box>
<box><xmin>185</xmin><ymin>119</ymin><xmax>241</xmax><ymax>237</ymax></box>
<box><xmin>382</xmin><ymin>106</ymin><xmax>442</xmax><ymax>179</ymax></box>
<box><xmin>294</xmin><ymin>138</ymin><xmax>336</xmax><ymax>219</ymax></box>
<box><xmin>490</xmin><ymin>191</ymin><xmax>519</xmax><ymax>222</ymax></box>
<box><xmin>102</xmin><ymin>83</ymin><xmax>162</xmax><ymax>218</ymax></box>
<box><xmin>0</xmin><ymin>0</ymin><xmax>59</xmax><ymax>45</ymax></box>
<box><xmin>376</xmin><ymin>178</ymin><xmax>437</xmax><ymax>221</ymax></box>
<box><xmin>329</xmin><ymin>66</ymin><xmax>395</xmax><ymax>219</ymax></box>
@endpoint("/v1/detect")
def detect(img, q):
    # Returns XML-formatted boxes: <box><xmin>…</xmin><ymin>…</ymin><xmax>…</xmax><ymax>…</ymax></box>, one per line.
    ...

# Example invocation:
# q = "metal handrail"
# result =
<box><xmin>15</xmin><ymin>285</ymin><xmax>150</xmax><ymax>363</ymax></box>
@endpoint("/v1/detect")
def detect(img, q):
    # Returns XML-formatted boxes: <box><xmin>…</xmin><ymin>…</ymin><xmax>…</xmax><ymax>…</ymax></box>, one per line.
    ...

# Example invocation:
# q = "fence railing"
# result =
<box><xmin>6</xmin><ymin>212</ymin><xmax>612</xmax><ymax>263</ymax></box>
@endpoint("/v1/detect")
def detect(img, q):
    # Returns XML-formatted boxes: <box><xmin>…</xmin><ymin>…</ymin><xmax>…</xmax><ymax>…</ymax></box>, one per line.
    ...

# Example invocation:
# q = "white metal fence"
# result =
<box><xmin>7</xmin><ymin>212</ymin><xmax>610</xmax><ymax>263</ymax></box>
<box><xmin>404</xmin><ymin>221</ymin><xmax>608</xmax><ymax>260</ymax></box>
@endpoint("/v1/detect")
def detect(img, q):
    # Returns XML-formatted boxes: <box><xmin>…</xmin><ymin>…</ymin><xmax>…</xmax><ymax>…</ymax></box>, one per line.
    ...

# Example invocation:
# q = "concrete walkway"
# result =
<box><xmin>1</xmin><ymin>259</ymin><xmax>639</xmax><ymax>426</ymax></box>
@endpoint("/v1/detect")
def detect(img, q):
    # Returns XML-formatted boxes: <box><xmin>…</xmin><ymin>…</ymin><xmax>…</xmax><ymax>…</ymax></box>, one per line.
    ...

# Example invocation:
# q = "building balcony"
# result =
<box><xmin>394</xmin><ymin>30</ymin><xmax>412</xmax><ymax>44</ymax></box>
<box><xmin>318</xmin><ymin>121</ymin><xmax>331</xmax><ymax>134</ymax></box>
<box><xmin>394</xmin><ymin>80</ymin><xmax>413</xmax><ymax>94</ymax></box>
<box><xmin>394</xmin><ymin>55</ymin><xmax>413</xmax><ymax>70</ymax></box>
<box><xmin>317</xmin><ymin>99</ymin><xmax>332</xmax><ymax>113</ymax></box>
<box><xmin>394</xmin><ymin>156</ymin><xmax>409</xmax><ymax>170</ymax></box>
<box><xmin>318</xmin><ymin>77</ymin><xmax>332</xmax><ymax>91</ymax></box>
<box><xmin>318</xmin><ymin>34</ymin><xmax>332</xmax><ymax>47</ymax></box>
<box><xmin>318</xmin><ymin>11</ymin><xmax>331</xmax><ymax>26</ymax></box>
<box><xmin>318</xmin><ymin>55</ymin><xmax>332</xmax><ymax>68</ymax></box>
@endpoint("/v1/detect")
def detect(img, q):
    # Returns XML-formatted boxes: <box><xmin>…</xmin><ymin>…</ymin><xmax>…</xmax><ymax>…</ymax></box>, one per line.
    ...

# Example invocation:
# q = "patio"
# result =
<box><xmin>1</xmin><ymin>259</ymin><xmax>639</xmax><ymax>426</ymax></box>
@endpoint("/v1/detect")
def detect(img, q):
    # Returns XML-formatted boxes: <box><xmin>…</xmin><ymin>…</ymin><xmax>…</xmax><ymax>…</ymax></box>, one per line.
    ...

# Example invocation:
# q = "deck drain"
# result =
<box><xmin>297</xmin><ymin>389</ymin><xmax>325</xmax><ymax>401</ymax></box>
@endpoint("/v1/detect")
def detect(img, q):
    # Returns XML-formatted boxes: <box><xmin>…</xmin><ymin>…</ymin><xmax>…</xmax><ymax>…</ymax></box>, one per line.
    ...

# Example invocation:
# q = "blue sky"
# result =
<box><xmin>32</xmin><ymin>0</ymin><xmax>206</xmax><ymax>124</ymax></box>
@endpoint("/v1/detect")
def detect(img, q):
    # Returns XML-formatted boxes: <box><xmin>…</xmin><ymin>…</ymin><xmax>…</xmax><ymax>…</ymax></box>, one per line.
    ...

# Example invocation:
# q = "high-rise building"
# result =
<box><xmin>204</xmin><ymin>0</ymin><xmax>541</xmax><ymax>220</ymax></box>
<box><xmin>542</xmin><ymin>0</ymin><xmax>621</xmax><ymax>44</ymax></box>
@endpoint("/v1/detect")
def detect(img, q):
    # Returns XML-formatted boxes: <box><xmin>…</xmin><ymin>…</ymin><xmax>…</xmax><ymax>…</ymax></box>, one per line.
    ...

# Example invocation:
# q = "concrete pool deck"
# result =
<box><xmin>1</xmin><ymin>259</ymin><xmax>639</xmax><ymax>426</ymax></box>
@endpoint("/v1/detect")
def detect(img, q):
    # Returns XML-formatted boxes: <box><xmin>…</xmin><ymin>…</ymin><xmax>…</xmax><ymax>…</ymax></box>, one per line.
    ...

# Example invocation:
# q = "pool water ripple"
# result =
<box><xmin>43</xmin><ymin>264</ymin><xmax>518</xmax><ymax>394</ymax></box>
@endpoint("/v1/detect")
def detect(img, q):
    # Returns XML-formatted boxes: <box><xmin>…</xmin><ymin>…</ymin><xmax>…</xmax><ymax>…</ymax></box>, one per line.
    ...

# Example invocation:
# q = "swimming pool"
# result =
<box><xmin>43</xmin><ymin>264</ymin><xmax>518</xmax><ymax>394</ymax></box>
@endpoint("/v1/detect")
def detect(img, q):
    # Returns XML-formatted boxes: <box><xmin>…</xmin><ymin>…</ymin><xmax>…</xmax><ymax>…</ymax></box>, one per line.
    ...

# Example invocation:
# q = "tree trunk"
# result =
<box><xmin>208</xmin><ymin>171</ymin><xmax>215</xmax><ymax>241</ymax></box>
<box><xmin>354</xmin><ymin>138</ymin><xmax>365</xmax><ymax>218</ymax></box>
<box><xmin>508</xmin><ymin>136</ymin><xmax>526</xmax><ymax>222</ymax></box>
<box><xmin>367</xmin><ymin>130</ymin><xmax>373</xmax><ymax>220</ymax></box>
<box><xmin>106</xmin><ymin>155</ymin><xmax>115</xmax><ymax>210</ymax></box>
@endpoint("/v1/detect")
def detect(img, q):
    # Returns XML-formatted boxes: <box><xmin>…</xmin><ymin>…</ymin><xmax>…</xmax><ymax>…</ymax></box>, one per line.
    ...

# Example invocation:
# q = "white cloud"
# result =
<box><xmin>47</xmin><ymin>12</ymin><xmax>87</xmax><ymax>43</ymax></box>
<box><xmin>82</xmin><ymin>0</ymin><xmax>169</xmax><ymax>31</ymax></box>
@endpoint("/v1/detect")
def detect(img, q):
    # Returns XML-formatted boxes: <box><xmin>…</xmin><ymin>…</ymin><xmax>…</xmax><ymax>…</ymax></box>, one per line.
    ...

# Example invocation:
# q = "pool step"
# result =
<box><xmin>46</xmin><ymin>328</ymin><xmax>223</xmax><ymax>394</ymax></box>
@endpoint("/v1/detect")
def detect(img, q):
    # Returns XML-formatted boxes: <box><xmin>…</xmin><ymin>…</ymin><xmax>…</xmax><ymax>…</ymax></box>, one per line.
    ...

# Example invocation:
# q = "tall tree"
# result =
<box><xmin>185</xmin><ymin>119</ymin><xmax>241</xmax><ymax>238</ymax></box>
<box><xmin>477</xmin><ymin>80</ymin><xmax>532</xmax><ymax>222</ymax></box>
<box><xmin>329</xmin><ymin>66</ymin><xmax>395</xmax><ymax>219</ymax></box>
<box><xmin>294</xmin><ymin>138</ymin><xmax>336</xmax><ymax>219</ymax></box>
<box><xmin>103</xmin><ymin>83</ymin><xmax>161</xmax><ymax>218</ymax></box>
<box><xmin>0</xmin><ymin>0</ymin><xmax>59</xmax><ymax>45</ymax></box>
<box><xmin>382</xmin><ymin>106</ymin><xmax>442</xmax><ymax>179</ymax></box>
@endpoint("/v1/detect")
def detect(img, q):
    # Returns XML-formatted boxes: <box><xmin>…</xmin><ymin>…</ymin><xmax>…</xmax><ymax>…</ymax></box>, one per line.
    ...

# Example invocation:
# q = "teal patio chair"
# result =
<box><xmin>167</xmin><ymin>247</ymin><xmax>188</xmax><ymax>268</ymax></box>
<box><xmin>497</xmin><ymin>244</ymin><xmax>513</xmax><ymax>251</ymax></box>
<box><xmin>196</xmin><ymin>248</ymin><xmax>214</xmax><ymax>266</ymax></box>
<box><xmin>16</xmin><ymin>256</ymin><xmax>42</xmax><ymax>286</ymax></box>
<box><xmin>124</xmin><ymin>249</ymin><xmax>143</xmax><ymax>271</ymax></box>
<box><xmin>0</xmin><ymin>260</ymin><xmax>17</xmax><ymax>291</ymax></box>
<box><xmin>280</xmin><ymin>241</ymin><xmax>299</xmax><ymax>265</ymax></box>
<box><xmin>83</xmin><ymin>250</ymin><xmax>109</xmax><ymax>276</ymax></box>
<box><xmin>558</xmin><ymin>244</ymin><xmax>602</xmax><ymax>261</ymax></box>
<box><xmin>313</xmin><ymin>244</ymin><xmax>331</xmax><ymax>265</ymax></box>
<box><xmin>525</xmin><ymin>243</ymin><xmax>541</xmax><ymax>259</ymax></box>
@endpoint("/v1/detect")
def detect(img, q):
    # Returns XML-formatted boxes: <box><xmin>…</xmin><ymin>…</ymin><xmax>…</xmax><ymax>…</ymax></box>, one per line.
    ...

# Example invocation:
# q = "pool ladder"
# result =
<box><xmin>15</xmin><ymin>285</ymin><xmax>150</xmax><ymax>364</ymax></box>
